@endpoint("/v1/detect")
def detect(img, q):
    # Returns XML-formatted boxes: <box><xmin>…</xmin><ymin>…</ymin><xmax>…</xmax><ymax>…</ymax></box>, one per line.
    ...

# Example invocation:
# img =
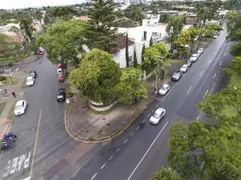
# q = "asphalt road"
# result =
<box><xmin>0</xmin><ymin>54</ymin><xmax>74</xmax><ymax>180</ymax></box>
<box><xmin>71</xmin><ymin>29</ymin><xmax>234</xmax><ymax>180</ymax></box>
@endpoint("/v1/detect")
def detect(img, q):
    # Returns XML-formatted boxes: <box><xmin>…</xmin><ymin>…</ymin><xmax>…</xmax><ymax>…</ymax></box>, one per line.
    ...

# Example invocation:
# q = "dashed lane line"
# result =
<box><xmin>136</xmin><ymin>126</ymin><xmax>139</xmax><ymax>130</ymax></box>
<box><xmin>156</xmin><ymin>104</ymin><xmax>158</xmax><ymax>107</ymax></box>
<box><xmin>187</xmin><ymin>86</ymin><xmax>193</xmax><ymax>94</ymax></box>
<box><xmin>131</xmin><ymin>132</ymin><xmax>134</xmax><ymax>136</ymax></box>
<box><xmin>91</xmin><ymin>173</ymin><xmax>98</xmax><ymax>180</ymax></box>
<box><xmin>147</xmin><ymin>114</ymin><xmax>150</xmax><ymax>117</ymax></box>
<box><xmin>109</xmin><ymin>156</ymin><xmax>113</xmax><ymax>160</ymax></box>
<box><xmin>116</xmin><ymin>148</ymin><xmax>120</xmax><ymax>152</ymax></box>
<box><xmin>101</xmin><ymin>163</ymin><xmax>107</xmax><ymax>169</ymax></box>
<box><xmin>213</xmin><ymin>73</ymin><xmax>216</xmax><ymax>79</ymax></box>
<box><xmin>152</xmin><ymin>109</ymin><xmax>155</xmax><ymax>112</ymax></box>
<box><xmin>124</xmin><ymin>139</ymin><xmax>128</xmax><ymax>144</ymax></box>
<box><xmin>219</xmin><ymin>61</ymin><xmax>222</xmax><ymax>66</ymax></box>
<box><xmin>142</xmin><ymin>120</ymin><xmax>145</xmax><ymax>124</ymax></box>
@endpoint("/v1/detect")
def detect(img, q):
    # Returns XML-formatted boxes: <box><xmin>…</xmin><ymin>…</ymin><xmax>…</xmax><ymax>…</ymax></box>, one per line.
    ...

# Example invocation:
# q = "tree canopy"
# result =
<box><xmin>84</xmin><ymin>0</ymin><xmax>120</xmax><ymax>53</ymax></box>
<box><xmin>113</xmin><ymin>67</ymin><xmax>147</xmax><ymax>104</ymax></box>
<box><xmin>69</xmin><ymin>49</ymin><xmax>120</xmax><ymax>105</ymax></box>
<box><xmin>151</xmin><ymin>166</ymin><xmax>182</xmax><ymax>180</ymax></box>
<box><xmin>37</xmin><ymin>20</ymin><xmax>86</xmax><ymax>69</ymax></box>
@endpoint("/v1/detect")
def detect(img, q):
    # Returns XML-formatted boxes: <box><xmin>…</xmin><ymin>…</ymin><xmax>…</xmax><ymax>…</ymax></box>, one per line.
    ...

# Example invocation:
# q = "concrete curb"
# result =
<box><xmin>64</xmin><ymin>96</ymin><xmax>156</xmax><ymax>143</ymax></box>
<box><xmin>18</xmin><ymin>55</ymin><xmax>41</xmax><ymax>65</ymax></box>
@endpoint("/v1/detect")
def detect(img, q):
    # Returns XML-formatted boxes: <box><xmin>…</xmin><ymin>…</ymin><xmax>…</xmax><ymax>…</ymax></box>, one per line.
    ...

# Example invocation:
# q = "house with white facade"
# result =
<box><xmin>118</xmin><ymin>17</ymin><xmax>193</xmax><ymax>64</ymax></box>
<box><xmin>111</xmin><ymin>36</ymin><xmax>135</xmax><ymax>68</ymax></box>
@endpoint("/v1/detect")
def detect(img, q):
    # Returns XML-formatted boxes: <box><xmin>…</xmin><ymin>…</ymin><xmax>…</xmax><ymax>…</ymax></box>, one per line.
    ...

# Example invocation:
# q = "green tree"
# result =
<box><xmin>37</xmin><ymin>20</ymin><xmax>86</xmax><ymax>69</ymax></box>
<box><xmin>114</xmin><ymin>67</ymin><xmax>147</xmax><ymax>104</ymax></box>
<box><xmin>166</xmin><ymin>15</ymin><xmax>185</xmax><ymax>47</ymax></box>
<box><xmin>151</xmin><ymin>166</ymin><xmax>182</xmax><ymax>180</ymax></box>
<box><xmin>142</xmin><ymin>43</ymin><xmax>168</xmax><ymax>72</ymax></box>
<box><xmin>123</xmin><ymin>5</ymin><xmax>145</xmax><ymax>24</ymax></box>
<box><xmin>159</xmin><ymin>14</ymin><xmax>169</xmax><ymax>24</ymax></box>
<box><xmin>19</xmin><ymin>17</ymin><xmax>35</xmax><ymax>43</ymax></box>
<box><xmin>229</xmin><ymin>56</ymin><xmax>241</xmax><ymax>74</ymax></box>
<box><xmin>149</xmin><ymin>36</ymin><xmax>153</xmax><ymax>47</ymax></box>
<box><xmin>125</xmin><ymin>33</ymin><xmax>129</xmax><ymax>67</ymax></box>
<box><xmin>186</xmin><ymin>27</ymin><xmax>200</xmax><ymax>52</ymax></box>
<box><xmin>84</xmin><ymin>0</ymin><xmax>120</xmax><ymax>53</ymax></box>
<box><xmin>141</xmin><ymin>44</ymin><xmax>145</xmax><ymax>63</ymax></box>
<box><xmin>0</xmin><ymin>33</ymin><xmax>8</xmax><ymax>55</ymax></box>
<box><xmin>69</xmin><ymin>49</ymin><xmax>120</xmax><ymax>104</ymax></box>
<box><xmin>34</xmin><ymin>10</ymin><xmax>43</xmax><ymax>31</ymax></box>
<box><xmin>133</xmin><ymin>47</ymin><xmax>138</xmax><ymax>68</ymax></box>
<box><xmin>230</xmin><ymin>44</ymin><xmax>241</xmax><ymax>57</ymax></box>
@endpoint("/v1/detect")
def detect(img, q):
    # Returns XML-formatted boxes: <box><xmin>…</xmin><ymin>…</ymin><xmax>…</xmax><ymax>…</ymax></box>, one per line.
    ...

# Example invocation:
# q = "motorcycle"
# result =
<box><xmin>3</xmin><ymin>133</ymin><xmax>17</xmax><ymax>143</ymax></box>
<box><xmin>0</xmin><ymin>141</ymin><xmax>15</xmax><ymax>151</ymax></box>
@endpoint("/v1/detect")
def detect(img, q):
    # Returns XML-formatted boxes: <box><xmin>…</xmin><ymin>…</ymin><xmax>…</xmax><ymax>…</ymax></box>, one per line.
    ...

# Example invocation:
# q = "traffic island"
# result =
<box><xmin>64</xmin><ymin>76</ymin><xmax>170</xmax><ymax>143</ymax></box>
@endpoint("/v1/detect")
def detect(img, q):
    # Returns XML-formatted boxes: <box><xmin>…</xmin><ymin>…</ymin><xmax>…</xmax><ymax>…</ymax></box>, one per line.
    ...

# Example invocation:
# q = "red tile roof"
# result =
<box><xmin>110</xmin><ymin>36</ymin><xmax>135</xmax><ymax>55</ymax></box>
<box><xmin>79</xmin><ymin>16</ymin><xmax>90</xmax><ymax>21</ymax></box>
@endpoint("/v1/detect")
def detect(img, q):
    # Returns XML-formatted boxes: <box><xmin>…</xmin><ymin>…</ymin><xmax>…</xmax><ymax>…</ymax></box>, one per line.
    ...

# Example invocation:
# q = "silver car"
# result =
<box><xmin>14</xmin><ymin>100</ymin><xmax>27</xmax><ymax>116</ymax></box>
<box><xmin>159</xmin><ymin>84</ymin><xmax>170</xmax><ymax>95</ymax></box>
<box><xmin>149</xmin><ymin>108</ymin><xmax>166</xmax><ymax>124</ymax></box>
<box><xmin>172</xmin><ymin>70</ymin><xmax>183</xmax><ymax>81</ymax></box>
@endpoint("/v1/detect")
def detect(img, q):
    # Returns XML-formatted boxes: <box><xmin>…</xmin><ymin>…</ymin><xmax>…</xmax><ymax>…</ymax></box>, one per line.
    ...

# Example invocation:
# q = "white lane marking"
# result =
<box><xmin>136</xmin><ymin>126</ymin><xmax>139</xmax><ymax>130</ymax></box>
<box><xmin>156</xmin><ymin>104</ymin><xmax>158</xmax><ymax>107</ymax></box>
<box><xmin>109</xmin><ymin>156</ymin><xmax>113</xmax><ymax>160</ymax></box>
<box><xmin>187</xmin><ymin>86</ymin><xmax>193</xmax><ymax>94</ymax></box>
<box><xmin>213</xmin><ymin>73</ymin><xmax>216</xmax><ymax>79</ymax></box>
<box><xmin>131</xmin><ymin>132</ymin><xmax>134</xmax><ymax>136</ymax></box>
<box><xmin>147</xmin><ymin>114</ymin><xmax>150</xmax><ymax>117</ymax></box>
<box><xmin>22</xmin><ymin>176</ymin><xmax>31</xmax><ymax>180</ymax></box>
<box><xmin>124</xmin><ymin>139</ymin><xmax>128</xmax><ymax>144</ymax></box>
<box><xmin>197</xmin><ymin>116</ymin><xmax>200</xmax><ymax>121</ymax></box>
<box><xmin>152</xmin><ymin>109</ymin><xmax>155</xmax><ymax>112</ymax></box>
<box><xmin>219</xmin><ymin>61</ymin><xmax>222</xmax><ymax>66</ymax></box>
<box><xmin>196</xmin><ymin>111</ymin><xmax>202</xmax><ymax>122</ymax></box>
<box><xmin>127</xmin><ymin>121</ymin><xmax>169</xmax><ymax>180</ymax></box>
<box><xmin>116</xmin><ymin>148</ymin><xmax>120</xmax><ymax>152</ymax></box>
<box><xmin>199</xmin><ymin>70</ymin><xmax>203</xmax><ymax>76</ymax></box>
<box><xmin>91</xmin><ymin>173</ymin><xmax>98</xmax><ymax>180</ymax></box>
<box><xmin>210</xmin><ymin>83</ymin><xmax>216</xmax><ymax>94</ymax></box>
<box><xmin>101</xmin><ymin>163</ymin><xmax>107</xmax><ymax>169</ymax></box>
<box><xmin>142</xmin><ymin>120</ymin><xmax>145</xmax><ymax>124</ymax></box>
<box><xmin>205</xmin><ymin>89</ymin><xmax>209</xmax><ymax>96</ymax></box>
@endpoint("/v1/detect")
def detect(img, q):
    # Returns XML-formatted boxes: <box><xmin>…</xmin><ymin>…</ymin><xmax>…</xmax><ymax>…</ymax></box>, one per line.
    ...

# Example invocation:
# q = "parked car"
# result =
<box><xmin>190</xmin><ymin>53</ymin><xmax>199</xmax><ymax>62</ymax></box>
<box><xmin>197</xmin><ymin>48</ymin><xmax>204</xmax><ymax>55</ymax></box>
<box><xmin>14</xmin><ymin>100</ymin><xmax>27</xmax><ymax>116</ymax></box>
<box><xmin>57</xmin><ymin>88</ymin><xmax>66</xmax><ymax>102</ymax></box>
<box><xmin>29</xmin><ymin>70</ymin><xmax>37</xmax><ymax>78</ymax></box>
<box><xmin>58</xmin><ymin>74</ymin><xmax>64</xmax><ymax>82</ymax></box>
<box><xmin>57</xmin><ymin>68</ymin><xmax>63</xmax><ymax>75</ymax></box>
<box><xmin>149</xmin><ymin>108</ymin><xmax>166</xmax><ymax>125</ymax></box>
<box><xmin>38</xmin><ymin>47</ymin><xmax>45</xmax><ymax>55</ymax></box>
<box><xmin>172</xmin><ymin>70</ymin><xmax>183</xmax><ymax>81</ymax></box>
<box><xmin>159</xmin><ymin>84</ymin><xmax>170</xmax><ymax>95</ymax></box>
<box><xmin>180</xmin><ymin>64</ymin><xmax>189</xmax><ymax>73</ymax></box>
<box><xmin>186</xmin><ymin>59</ymin><xmax>192</xmax><ymax>67</ymax></box>
<box><xmin>26</xmin><ymin>76</ymin><xmax>35</xmax><ymax>86</ymax></box>
<box><xmin>213</xmin><ymin>35</ymin><xmax>218</xmax><ymax>39</ymax></box>
<box><xmin>57</xmin><ymin>64</ymin><xmax>62</xmax><ymax>69</ymax></box>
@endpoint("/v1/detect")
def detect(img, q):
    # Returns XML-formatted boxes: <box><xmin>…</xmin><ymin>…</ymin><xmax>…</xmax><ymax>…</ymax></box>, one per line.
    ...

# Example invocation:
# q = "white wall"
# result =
<box><xmin>113</xmin><ymin>44</ymin><xmax>135</xmax><ymax>68</ymax></box>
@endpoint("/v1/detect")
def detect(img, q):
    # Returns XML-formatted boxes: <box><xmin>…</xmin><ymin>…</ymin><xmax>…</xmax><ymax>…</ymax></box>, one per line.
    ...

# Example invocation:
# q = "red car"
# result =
<box><xmin>38</xmin><ymin>51</ymin><xmax>44</xmax><ymax>55</ymax></box>
<box><xmin>57</xmin><ymin>64</ymin><xmax>62</xmax><ymax>69</ymax></box>
<box><xmin>58</xmin><ymin>74</ymin><xmax>64</xmax><ymax>82</ymax></box>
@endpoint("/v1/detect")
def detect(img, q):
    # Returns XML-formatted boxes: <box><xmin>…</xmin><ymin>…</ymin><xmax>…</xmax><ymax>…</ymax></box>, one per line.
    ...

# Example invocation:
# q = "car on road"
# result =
<box><xmin>197</xmin><ymin>48</ymin><xmax>203</xmax><ymax>55</ymax></box>
<box><xmin>57</xmin><ymin>64</ymin><xmax>62</xmax><ymax>69</ymax></box>
<box><xmin>26</xmin><ymin>76</ymin><xmax>35</xmax><ymax>86</ymax></box>
<box><xmin>58</xmin><ymin>74</ymin><xmax>64</xmax><ymax>82</ymax></box>
<box><xmin>57</xmin><ymin>88</ymin><xmax>66</xmax><ymax>102</ymax></box>
<box><xmin>213</xmin><ymin>35</ymin><xmax>218</xmax><ymax>39</ymax></box>
<box><xmin>29</xmin><ymin>70</ymin><xmax>37</xmax><ymax>78</ymax></box>
<box><xmin>14</xmin><ymin>100</ymin><xmax>27</xmax><ymax>116</ymax></box>
<box><xmin>57</xmin><ymin>68</ymin><xmax>63</xmax><ymax>75</ymax></box>
<box><xmin>172</xmin><ymin>70</ymin><xmax>183</xmax><ymax>81</ymax></box>
<box><xmin>149</xmin><ymin>108</ymin><xmax>166</xmax><ymax>124</ymax></box>
<box><xmin>180</xmin><ymin>64</ymin><xmax>189</xmax><ymax>73</ymax></box>
<box><xmin>159</xmin><ymin>84</ymin><xmax>170</xmax><ymax>95</ymax></box>
<box><xmin>190</xmin><ymin>53</ymin><xmax>199</xmax><ymax>62</ymax></box>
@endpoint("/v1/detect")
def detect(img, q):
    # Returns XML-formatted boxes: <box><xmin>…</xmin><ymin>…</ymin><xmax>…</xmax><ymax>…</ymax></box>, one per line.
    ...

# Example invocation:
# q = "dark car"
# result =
<box><xmin>57</xmin><ymin>88</ymin><xmax>66</xmax><ymax>102</ymax></box>
<box><xmin>172</xmin><ymin>70</ymin><xmax>183</xmax><ymax>81</ymax></box>
<box><xmin>29</xmin><ymin>70</ymin><xmax>37</xmax><ymax>78</ymax></box>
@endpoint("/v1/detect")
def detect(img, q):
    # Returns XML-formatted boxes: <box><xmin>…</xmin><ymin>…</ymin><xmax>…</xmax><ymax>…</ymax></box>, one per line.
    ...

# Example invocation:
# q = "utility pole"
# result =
<box><xmin>155</xmin><ymin>60</ymin><xmax>160</xmax><ymax>90</ymax></box>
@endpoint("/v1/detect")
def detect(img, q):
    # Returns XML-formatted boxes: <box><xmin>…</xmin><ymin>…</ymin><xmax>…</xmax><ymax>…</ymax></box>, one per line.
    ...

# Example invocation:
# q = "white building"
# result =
<box><xmin>118</xmin><ymin>17</ymin><xmax>193</xmax><ymax>64</ymax></box>
<box><xmin>111</xmin><ymin>36</ymin><xmax>135</xmax><ymax>68</ymax></box>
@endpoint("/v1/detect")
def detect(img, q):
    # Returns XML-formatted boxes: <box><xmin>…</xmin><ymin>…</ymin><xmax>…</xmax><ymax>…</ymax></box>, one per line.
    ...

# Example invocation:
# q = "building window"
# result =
<box><xmin>143</xmin><ymin>31</ymin><xmax>147</xmax><ymax>41</ymax></box>
<box><xmin>129</xmin><ymin>55</ymin><xmax>133</xmax><ymax>62</ymax></box>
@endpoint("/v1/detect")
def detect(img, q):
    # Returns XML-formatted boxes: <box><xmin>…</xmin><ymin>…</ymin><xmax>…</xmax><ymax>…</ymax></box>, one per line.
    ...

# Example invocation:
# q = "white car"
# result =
<box><xmin>180</xmin><ymin>64</ymin><xmax>189</xmax><ymax>73</ymax></box>
<box><xmin>213</xmin><ymin>35</ymin><xmax>218</xmax><ymax>39</ymax></box>
<box><xmin>197</xmin><ymin>48</ymin><xmax>203</xmax><ymax>55</ymax></box>
<box><xmin>190</xmin><ymin>53</ymin><xmax>199</xmax><ymax>62</ymax></box>
<box><xmin>14</xmin><ymin>100</ymin><xmax>27</xmax><ymax>116</ymax></box>
<box><xmin>149</xmin><ymin>108</ymin><xmax>166</xmax><ymax>124</ymax></box>
<box><xmin>159</xmin><ymin>84</ymin><xmax>170</xmax><ymax>95</ymax></box>
<box><xmin>57</xmin><ymin>68</ymin><xmax>63</xmax><ymax>75</ymax></box>
<box><xmin>26</xmin><ymin>76</ymin><xmax>35</xmax><ymax>86</ymax></box>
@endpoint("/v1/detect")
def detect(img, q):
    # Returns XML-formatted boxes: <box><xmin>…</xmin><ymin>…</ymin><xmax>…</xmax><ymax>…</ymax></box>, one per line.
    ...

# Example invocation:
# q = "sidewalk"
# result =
<box><xmin>65</xmin><ymin>60</ymin><xmax>185</xmax><ymax>142</ymax></box>
<box><xmin>0</xmin><ymin>71</ymin><xmax>27</xmax><ymax>139</ymax></box>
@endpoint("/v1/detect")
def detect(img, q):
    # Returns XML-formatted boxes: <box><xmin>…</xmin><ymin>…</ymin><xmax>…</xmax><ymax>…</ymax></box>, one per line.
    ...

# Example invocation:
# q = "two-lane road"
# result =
<box><xmin>71</xmin><ymin>29</ymin><xmax>233</xmax><ymax>180</ymax></box>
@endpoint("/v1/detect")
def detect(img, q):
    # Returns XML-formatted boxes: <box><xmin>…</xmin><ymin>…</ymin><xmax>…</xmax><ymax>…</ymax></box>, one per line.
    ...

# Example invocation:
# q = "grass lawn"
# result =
<box><xmin>7</xmin><ymin>102</ymin><xmax>16</xmax><ymax>121</ymax></box>
<box><xmin>21</xmin><ymin>77</ymin><xmax>27</xmax><ymax>88</ymax></box>
<box><xmin>0</xmin><ymin>77</ymin><xmax>18</xmax><ymax>86</ymax></box>
<box><xmin>0</xmin><ymin>102</ymin><xmax>6</xmax><ymax>115</ymax></box>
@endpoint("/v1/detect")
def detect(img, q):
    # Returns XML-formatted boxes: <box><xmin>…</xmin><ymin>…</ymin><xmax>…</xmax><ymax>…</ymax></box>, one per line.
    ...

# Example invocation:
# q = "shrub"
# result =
<box><xmin>66</xmin><ymin>91</ymin><xmax>74</xmax><ymax>98</ymax></box>
<box><xmin>8</xmin><ymin>62</ymin><xmax>13</xmax><ymax>67</ymax></box>
<box><xmin>0</xmin><ymin>76</ymin><xmax>6</xmax><ymax>81</ymax></box>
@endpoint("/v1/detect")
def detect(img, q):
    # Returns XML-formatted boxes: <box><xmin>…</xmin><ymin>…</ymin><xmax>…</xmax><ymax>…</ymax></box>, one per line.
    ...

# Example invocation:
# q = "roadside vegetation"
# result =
<box><xmin>0</xmin><ymin>76</ymin><xmax>18</xmax><ymax>86</ymax></box>
<box><xmin>0</xmin><ymin>102</ymin><xmax>6</xmax><ymax>115</ymax></box>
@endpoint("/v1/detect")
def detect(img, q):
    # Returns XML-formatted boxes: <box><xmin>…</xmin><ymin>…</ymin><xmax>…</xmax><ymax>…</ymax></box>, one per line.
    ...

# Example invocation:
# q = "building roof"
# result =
<box><xmin>79</xmin><ymin>16</ymin><xmax>90</xmax><ymax>21</ymax></box>
<box><xmin>110</xmin><ymin>36</ymin><xmax>135</xmax><ymax>54</ymax></box>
